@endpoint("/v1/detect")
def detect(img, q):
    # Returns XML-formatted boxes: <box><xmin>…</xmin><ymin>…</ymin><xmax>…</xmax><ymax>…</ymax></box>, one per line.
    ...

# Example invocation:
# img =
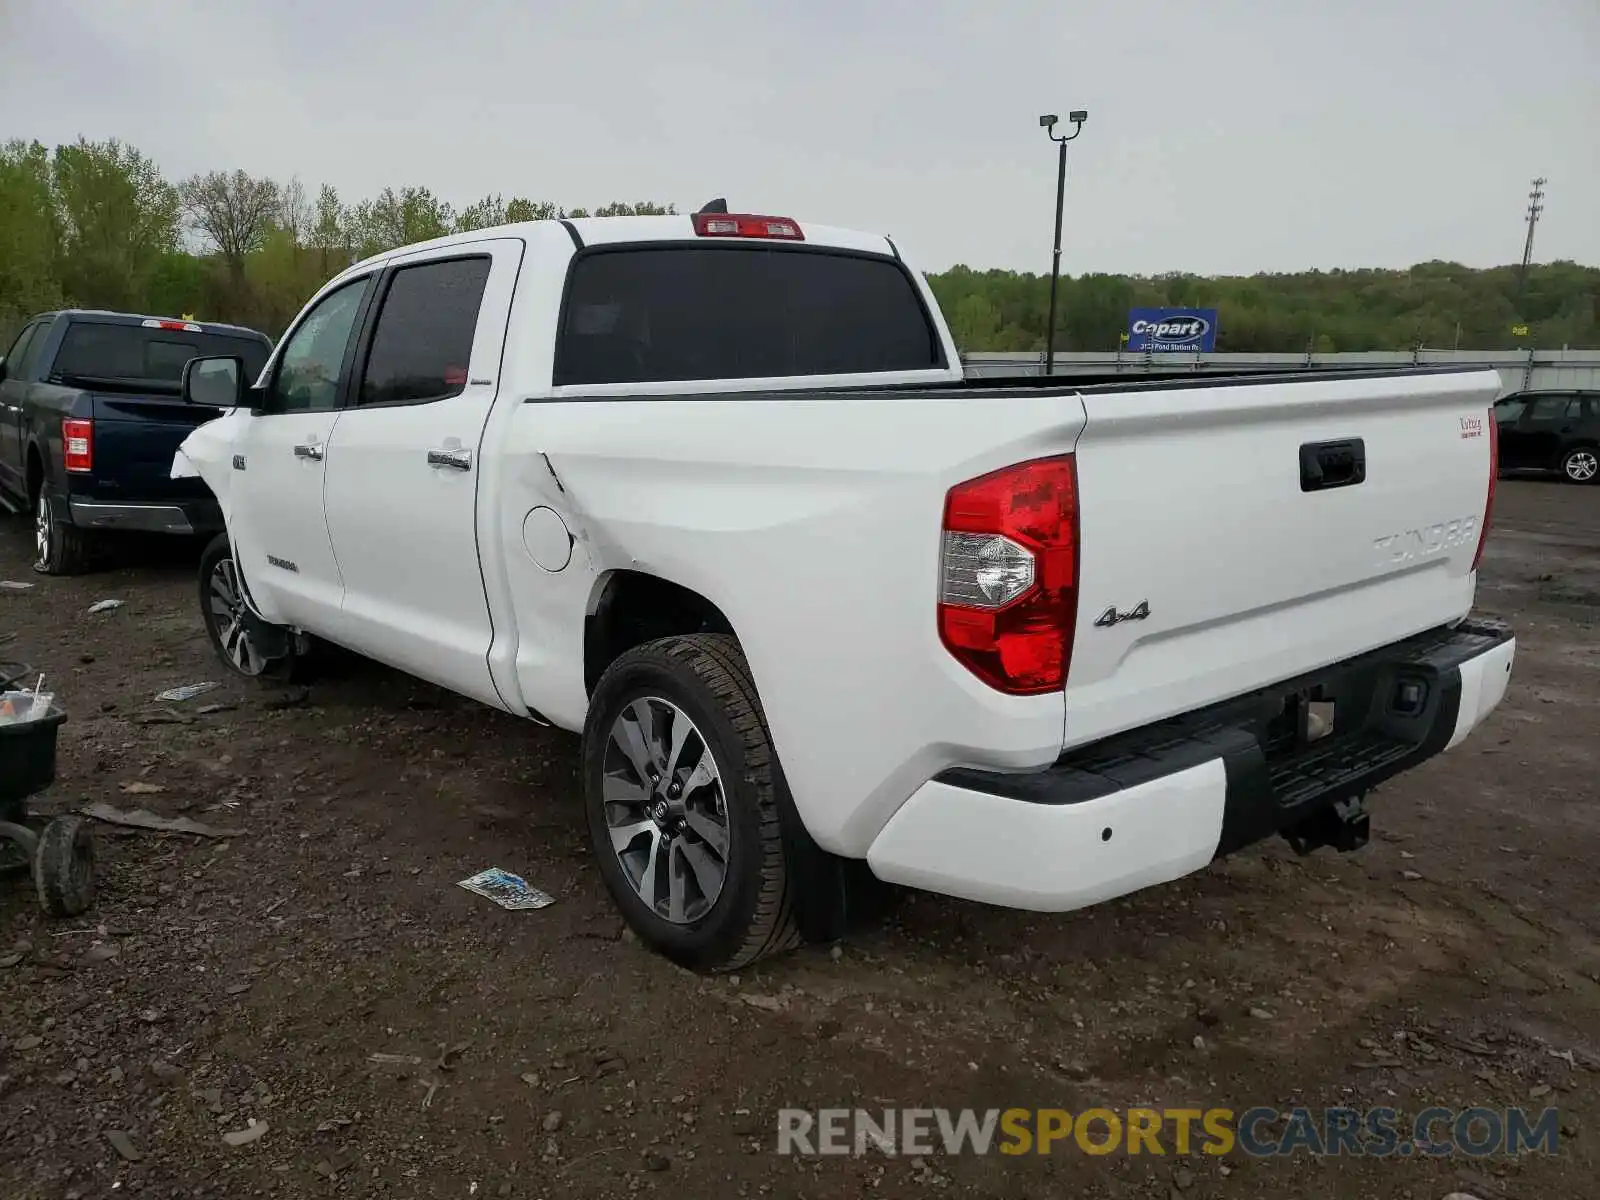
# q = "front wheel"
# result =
<box><xmin>198</xmin><ymin>534</ymin><xmax>309</xmax><ymax>681</ymax></box>
<box><xmin>582</xmin><ymin>634</ymin><xmax>801</xmax><ymax>972</ymax></box>
<box><xmin>1561</xmin><ymin>446</ymin><xmax>1598</xmax><ymax>484</ymax></box>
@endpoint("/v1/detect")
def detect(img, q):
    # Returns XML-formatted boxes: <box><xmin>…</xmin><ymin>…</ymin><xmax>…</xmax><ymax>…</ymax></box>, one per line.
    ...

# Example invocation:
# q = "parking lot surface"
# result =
<box><xmin>1</xmin><ymin>481</ymin><xmax>1596</xmax><ymax>1199</ymax></box>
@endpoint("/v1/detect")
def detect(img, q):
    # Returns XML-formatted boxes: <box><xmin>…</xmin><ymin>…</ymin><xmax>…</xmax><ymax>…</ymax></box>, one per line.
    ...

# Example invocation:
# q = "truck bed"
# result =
<box><xmin>501</xmin><ymin>362</ymin><xmax>1499</xmax><ymax>855</ymax></box>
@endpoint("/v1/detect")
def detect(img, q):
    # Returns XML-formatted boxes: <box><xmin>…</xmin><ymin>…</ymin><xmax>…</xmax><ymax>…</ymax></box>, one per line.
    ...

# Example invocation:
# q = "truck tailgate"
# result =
<box><xmin>1063</xmin><ymin>368</ymin><xmax>1500</xmax><ymax>748</ymax></box>
<box><xmin>89</xmin><ymin>393</ymin><xmax>221</xmax><ymax>501</ymax></box>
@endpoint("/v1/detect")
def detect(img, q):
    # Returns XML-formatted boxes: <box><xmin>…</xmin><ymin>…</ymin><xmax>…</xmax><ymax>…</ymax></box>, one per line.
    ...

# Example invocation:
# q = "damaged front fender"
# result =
<box><xmin>170</xmin><ymin>408</ymin><xmax>250</xmax><ymax>522</ymax></box>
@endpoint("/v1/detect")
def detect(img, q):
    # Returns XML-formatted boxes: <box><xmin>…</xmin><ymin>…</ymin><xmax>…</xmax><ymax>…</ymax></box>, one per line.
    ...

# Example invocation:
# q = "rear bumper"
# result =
<box><xmin>865</xmin><ymin>619</ymin><xmax>1516</xmax><ymax>911</ymax></box>
<box><xmin>69</xmin><ymin>498</ymin><xmax>223</xmax><ymax>536</ymax></box>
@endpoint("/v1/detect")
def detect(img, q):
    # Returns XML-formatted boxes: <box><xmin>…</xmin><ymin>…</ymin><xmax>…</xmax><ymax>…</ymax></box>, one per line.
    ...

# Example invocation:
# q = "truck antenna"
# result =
<box><xmin>697</xmin><ymin>198</ymin><xmax>729</xmax><ymax>214</ymax></box>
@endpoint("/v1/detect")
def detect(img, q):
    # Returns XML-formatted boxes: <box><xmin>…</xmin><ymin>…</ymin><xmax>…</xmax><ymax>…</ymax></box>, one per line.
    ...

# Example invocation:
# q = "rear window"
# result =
<box><xmin>554</xmin><ymin>246</ymin><xmax>945</xmax><ymax>386</ymax></box>
<box><xmin>51</xmin><ymin>323</ymin><xmax>270</xmax><ymax>387</ymax></box>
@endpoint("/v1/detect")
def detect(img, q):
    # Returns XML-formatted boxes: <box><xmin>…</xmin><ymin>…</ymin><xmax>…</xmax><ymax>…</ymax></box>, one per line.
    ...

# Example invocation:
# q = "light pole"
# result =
<box><xmin>1039</xmin><ymin>110</ymin><xmax>1087</xmax><ymax>375</ymax></box>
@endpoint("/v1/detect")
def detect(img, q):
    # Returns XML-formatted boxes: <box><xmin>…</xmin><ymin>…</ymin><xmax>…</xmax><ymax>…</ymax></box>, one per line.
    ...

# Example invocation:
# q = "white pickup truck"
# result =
<box><xmin>172</xmin><ymin>209</ymin><xmax>1515</xmax><ymax>970</ymax></box>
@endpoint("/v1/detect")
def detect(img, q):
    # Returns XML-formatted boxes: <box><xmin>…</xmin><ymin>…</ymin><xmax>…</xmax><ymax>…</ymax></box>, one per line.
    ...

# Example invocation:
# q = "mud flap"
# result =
<box><xmin>241</xmin><ymin>606</ymin><xmax>291</xmax><ymax>662</ymax></box>
<box><xmin>770</xmin><ymin>761</ymin><xmax>896</xmax><ymax>942</ymax></box>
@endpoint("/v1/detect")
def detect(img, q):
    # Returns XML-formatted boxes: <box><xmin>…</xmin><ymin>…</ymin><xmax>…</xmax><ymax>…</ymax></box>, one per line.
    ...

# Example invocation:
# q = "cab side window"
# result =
<box><xmin>357</xmin><ymin>257</ymin><xmax>491</xmax><ymax>407</ymax></box>
<box><xmin>2</xmin><ymin>323</ymin><xmax>40</xmax><ymax>382</ymax></box>
<box><xmin>268</xmin><ymin>277</ymin><xmax>372</xmax><ymax>413</ymax></box>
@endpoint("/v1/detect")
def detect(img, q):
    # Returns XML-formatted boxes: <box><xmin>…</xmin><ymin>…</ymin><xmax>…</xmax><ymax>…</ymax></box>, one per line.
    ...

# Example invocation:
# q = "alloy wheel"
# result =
<box><xmin>601</xmin><ymin>696</ymin><xmax>731</xmax><ymax>924</ymax></box>
<box><xmin>33</xmin><ymin>499</ymin><xmax>50</xmax><ymax>568</ymax></box>
<box><xmin>208</xmin><ymin>556</ymin><xmax>265</xmax><ymax>676</ymax></box>
<box><xmin>1565</xmin><ymin>449</ymin><xmax>1597</xmax><ymax>483</ymax></box>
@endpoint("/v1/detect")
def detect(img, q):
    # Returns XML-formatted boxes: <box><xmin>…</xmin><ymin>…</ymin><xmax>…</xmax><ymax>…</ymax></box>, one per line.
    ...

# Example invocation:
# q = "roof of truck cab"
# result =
<box><xmin>33</xmin><ymin>309</ymin><xmax>270</xmax><ymax>339</ymax></box>
<box><xmin>344</xmin><ymin>214</ymin><xmax>898</xmax><ymax>274</ymax></box>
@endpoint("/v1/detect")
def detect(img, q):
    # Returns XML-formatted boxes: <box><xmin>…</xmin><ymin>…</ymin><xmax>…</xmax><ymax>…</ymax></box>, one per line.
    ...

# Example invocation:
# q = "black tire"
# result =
<box><xmin>582</xmin><ymin>634</ymin><xmax>800</xmax><ymax>972</ymax></box>
<box><xmin>34</xmin><ymin>815</ymin><xmax>96</xmax><ymax>918</ymax></box>
<box><xmin>32</xmin><ymin>486</ymin><xmax>101</xmax><ymax>576</ymax></box>
<box><xmin>1560</xmin><ymin>445</ymin><xmax>1598</xmax><ymax>485</ymax></box>
<box><xmin>198</xmin><ymin>534</ymin><xmax>312</xmax><ymax>682</ymax></box>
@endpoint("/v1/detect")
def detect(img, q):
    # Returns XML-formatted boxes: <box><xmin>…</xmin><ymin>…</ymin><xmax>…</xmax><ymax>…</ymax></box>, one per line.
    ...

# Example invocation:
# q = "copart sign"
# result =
<box><xmin>1126</xmin><ymin>308</ymin><xmax>1219</xmax><ymax>352</ymax></box>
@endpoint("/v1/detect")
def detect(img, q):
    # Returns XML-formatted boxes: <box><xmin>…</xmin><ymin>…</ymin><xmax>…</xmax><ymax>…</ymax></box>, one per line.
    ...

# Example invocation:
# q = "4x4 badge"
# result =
<box><xmin>1094</xmin><ymin>601</ymin><xmax>1150</xmax><ymax>628</ymax></box>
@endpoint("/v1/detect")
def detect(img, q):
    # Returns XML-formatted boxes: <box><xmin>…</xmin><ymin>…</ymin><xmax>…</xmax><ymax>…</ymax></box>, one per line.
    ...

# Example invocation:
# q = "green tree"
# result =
<box><xmin>277</xmin><ymin>176</ymin><xmax>312</xmax><ymax>245</ymax></box>
<box><xmin>947</xmin><ymin>293</ymin><xmax>1001</xmax><ymax>351</ymax></box>
<box><xmin>348</xmin><ymin>186</ymin><xmax>455</xmax><ymax>258</ymax></box>
<box><xmin>179</xmin><ymin>170</ymin><xmax>281</xmax><ymax>327</ymax></box>
<box><xmin>51</xmin><ymin>138</ymin><xmax>180</xmax><ymax>313</ymax></box>
<box><xmin>590</xmin><ymin>201</ymin><xmax>677</xmax><ymax>217</ymax></box>
<box><xmin>455</xmin><ymin>194</ymin><xmax>508</xmax><ymax>232</ymax></box>
<box><xmin>505</xmin><ymin>198</ymin><xmax>558</xmax><ymax>222</ymax></box>
<box><xmin>0</xmin><ymin>139</ymin><xmax>63</xmax><ymax>336</ymax></box>
<box><xmin>143</xmin><ymin>250</ymin><xmax>209</xmax><ymax>323</ymax></box>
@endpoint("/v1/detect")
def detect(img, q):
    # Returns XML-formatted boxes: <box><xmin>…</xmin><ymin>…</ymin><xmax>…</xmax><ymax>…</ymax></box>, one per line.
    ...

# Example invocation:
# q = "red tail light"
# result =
<box><xmin>1471</xmin><ymin>408</ymin><xmax>1497</xmax><ymax>573</ymax></box>
<box><xmin>691</xmin><ymin>213</ymin><xmax>804</xmax><ymax>241</ymax></box>
<box><xmin>938</xmin><ymin>455</ymin><xmax>1080</xmax><ymax>695</ymax></box>
<box><xmin>62</xmin><ymin>419</ymin><xmax>93</xmax><ymax>474</ymax></box>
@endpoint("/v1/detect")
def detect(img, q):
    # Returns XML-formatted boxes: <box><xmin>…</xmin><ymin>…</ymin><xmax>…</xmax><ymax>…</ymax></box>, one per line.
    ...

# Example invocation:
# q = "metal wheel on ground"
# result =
<box><xmin>197</xmin><ymin>533</ymin><xmax>309</xmax><ymax>681</ymax></box>
<box><xmin>582</xmin><ymin>634</ymin><xmax>800</xmax><ymax>971</ymax></box>
<box><xmin>31</xmin><ymin>488</ymin><xmax>100</xmax><ymax>576</ymax></box>
<box><xmin>34</xmin><ymin>501</ymin><xmax>49</xmax><ymax>564</ymax></box>
<box><xmin>601</xmin><ymin>696</ymin><xmax>732</xmax><ymax>925</ymax></box>
<box><xmin>207</xmin><ymin>553</ymin><xmax>266</xmax><ymax>676</ymax></box>
<box><xmin>1562</xmin><ymin>447</ymin><xmax>1597</xmax><ymax>484</ymax></box>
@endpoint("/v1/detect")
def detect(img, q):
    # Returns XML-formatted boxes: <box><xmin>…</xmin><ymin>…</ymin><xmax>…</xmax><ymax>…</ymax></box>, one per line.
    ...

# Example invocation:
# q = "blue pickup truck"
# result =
<box><xmin>0</xmin><ymin>310</ymin><xmax>273</xmax><ymax>574</ymax></box>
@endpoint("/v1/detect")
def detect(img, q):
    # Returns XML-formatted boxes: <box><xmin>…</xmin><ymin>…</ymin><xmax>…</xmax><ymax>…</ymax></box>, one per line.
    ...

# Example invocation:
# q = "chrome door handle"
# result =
<box><xmin>427</xmin><ymin>447</ymin><xmax>473</xmax><ymax>472</ymax></box>
<box><xmin>293</xmin><ymin>442</ymin><xmax>324</xmax><ymax>461</ymax></box>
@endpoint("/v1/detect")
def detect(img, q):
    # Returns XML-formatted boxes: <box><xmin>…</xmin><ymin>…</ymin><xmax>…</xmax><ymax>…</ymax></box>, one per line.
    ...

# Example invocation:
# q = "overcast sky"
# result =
<box><xmin>2</xmin><ymin>0</ymin><xmax>1595</xmax><ymax>276</ymax></box>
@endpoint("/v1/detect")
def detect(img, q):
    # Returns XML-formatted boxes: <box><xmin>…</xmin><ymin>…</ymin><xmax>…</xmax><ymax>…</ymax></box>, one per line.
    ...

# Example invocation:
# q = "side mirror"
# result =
<box><xmin>182</xmin><ymin>355</ymin><xmax>245</xmax><ymax>409</ymax></box>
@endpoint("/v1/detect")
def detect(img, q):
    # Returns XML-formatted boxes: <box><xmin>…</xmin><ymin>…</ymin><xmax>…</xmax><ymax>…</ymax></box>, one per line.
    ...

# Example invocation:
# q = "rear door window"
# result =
<box><xmin>51</xmin><ymin>323</ymin><xmax>269</xmax><ymax>387</ymax></box>
<box><xmin>554</xmin><ymin>246</ymin><xmax>945</xmax><ymax>386</ymax></box>
<box><xmin>358</xmin><ymin>257</ymin><xmax>491</xmax><ymax>406</ymax></box>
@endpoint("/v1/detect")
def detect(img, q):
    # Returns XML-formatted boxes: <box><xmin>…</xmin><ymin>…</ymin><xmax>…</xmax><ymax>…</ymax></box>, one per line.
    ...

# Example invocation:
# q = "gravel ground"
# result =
<box><xmin>0</xmin><ymin>479</ymin><xmax>1596</xmax><ymax>1199</ymax></box>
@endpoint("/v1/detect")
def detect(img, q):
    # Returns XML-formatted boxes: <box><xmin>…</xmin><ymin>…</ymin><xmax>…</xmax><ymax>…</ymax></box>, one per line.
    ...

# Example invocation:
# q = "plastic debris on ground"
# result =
<box><xmin>0</xmin><ymin>581</ymin><xmax>35</xmax><ymax>591</ymax></box>
<box><xmin>221</xmin><ymin>1118</ymin><xmax>269</xmax><ymax>1147</ymax></box>
<box><xmin>87</xmin><ymin>599</ymin><xmax>125</xmax><ymax>613</ymax></box>
<box><xmin>82</xmin><ymin>802</ymin><xmax>243</xmax><ymax>839</ymax></box>
<box><xmin>457</xmin><ymin>868</ymin><xmax>555</xmax><ymax>910</ymax></box>
<box><xmin>155</xmin><ymin>682</ymin><xmax>219</xmax><ymax>702</ymax></box>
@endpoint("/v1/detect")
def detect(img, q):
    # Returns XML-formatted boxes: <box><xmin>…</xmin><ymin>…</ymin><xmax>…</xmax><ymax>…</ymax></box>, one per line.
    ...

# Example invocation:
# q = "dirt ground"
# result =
<box><xmin>0</xmin><ymin>480</ymin><xmax>1596</xmax><ymax>1199</ymax></box>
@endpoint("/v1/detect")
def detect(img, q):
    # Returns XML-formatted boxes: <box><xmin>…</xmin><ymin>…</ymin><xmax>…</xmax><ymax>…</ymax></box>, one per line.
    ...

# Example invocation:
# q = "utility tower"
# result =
<box><xmin>1519</xmin><ymin>176</ymin><xmax>1547</xmax><ymax>292</ymax></box>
